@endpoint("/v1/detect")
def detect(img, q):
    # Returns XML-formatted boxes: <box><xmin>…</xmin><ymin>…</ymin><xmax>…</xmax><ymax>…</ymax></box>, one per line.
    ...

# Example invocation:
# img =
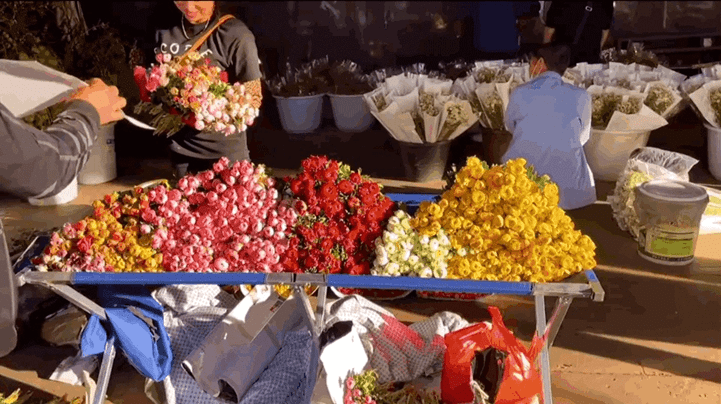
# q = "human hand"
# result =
<box><xmin>70</xmin><ymin>78</ymin><xmax>127</xmax><ymax>125</ymax></box>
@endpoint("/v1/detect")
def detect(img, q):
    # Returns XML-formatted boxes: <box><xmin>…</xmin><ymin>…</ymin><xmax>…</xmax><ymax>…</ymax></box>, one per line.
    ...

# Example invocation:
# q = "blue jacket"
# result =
<box><xmin>503</xmin><ymin>72</ymin><xmax>597</xmax><ymax>210</ymax></box>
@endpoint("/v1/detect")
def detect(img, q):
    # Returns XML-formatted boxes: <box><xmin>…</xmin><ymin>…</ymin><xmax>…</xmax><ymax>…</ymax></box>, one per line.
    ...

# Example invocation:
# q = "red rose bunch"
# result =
<box><xmin>281</xmin><ymin>156</ymin><xmax>396</xmax><ymax>276</ymax></box>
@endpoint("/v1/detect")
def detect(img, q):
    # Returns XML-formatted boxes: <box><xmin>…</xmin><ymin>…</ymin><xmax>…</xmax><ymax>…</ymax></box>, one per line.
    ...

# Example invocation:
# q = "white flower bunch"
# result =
<box><xmin>372</xmin><ymin>210</ymin><xmax>452</xmax><ymax>278</ymax></box>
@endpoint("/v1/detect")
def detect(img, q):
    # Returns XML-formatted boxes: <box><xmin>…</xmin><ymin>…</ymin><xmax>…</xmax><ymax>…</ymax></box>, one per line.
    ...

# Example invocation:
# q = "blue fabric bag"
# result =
<box><xmin>81</xmin><ymin>285</ymin><xmax>173</xmax><ymax>381</ymax></box>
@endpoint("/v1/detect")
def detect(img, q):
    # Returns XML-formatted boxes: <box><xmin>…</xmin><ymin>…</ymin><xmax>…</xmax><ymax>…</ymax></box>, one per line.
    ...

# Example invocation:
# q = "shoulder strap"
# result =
<box><xmin>181</xmin><ymin>14</ymin><xmax>235</xmax><ymax>58</ymax></box>
<box><xmin>572</xmin><ymin>2</ymin><xmax>594</xmax><ymax>45</ymax></box>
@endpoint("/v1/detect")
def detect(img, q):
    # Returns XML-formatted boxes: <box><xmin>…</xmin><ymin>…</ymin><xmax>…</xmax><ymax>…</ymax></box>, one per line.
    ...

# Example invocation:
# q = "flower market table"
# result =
<box><xmin>11</xmin><ymin>242</ymin><xmax>605</xmax><ymax>404</ymax></box>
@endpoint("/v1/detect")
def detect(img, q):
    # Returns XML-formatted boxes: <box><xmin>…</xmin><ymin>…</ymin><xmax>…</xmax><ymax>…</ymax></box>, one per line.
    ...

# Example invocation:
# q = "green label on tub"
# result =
<box><xmin>640</xmin><ymin>227</ymin><xmax>696</xmax><ymax>259</ymax></box>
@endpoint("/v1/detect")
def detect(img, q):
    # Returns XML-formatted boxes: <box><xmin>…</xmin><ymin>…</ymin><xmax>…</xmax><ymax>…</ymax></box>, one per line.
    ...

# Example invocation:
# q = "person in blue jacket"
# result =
<box><xmin>503</xmin><ymin>43</ymin><xmax>596</xmax><ymax>210</ymax></box>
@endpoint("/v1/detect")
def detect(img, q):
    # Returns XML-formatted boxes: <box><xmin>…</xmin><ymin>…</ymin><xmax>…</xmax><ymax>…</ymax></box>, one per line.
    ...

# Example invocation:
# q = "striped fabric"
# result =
<box><xmin>0</xmin><ymin>100</ymin><xmax>100</xmax><ymax>199</ymax></box>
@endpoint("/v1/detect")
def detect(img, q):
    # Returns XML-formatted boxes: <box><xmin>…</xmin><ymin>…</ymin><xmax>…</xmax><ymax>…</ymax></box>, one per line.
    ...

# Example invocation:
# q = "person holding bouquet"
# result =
<box><xmin>153</xmin><ymin>1</ymin><xmax>263</xmax><ymax>177</ymax></box>
<box><xmin>503</xmin><ymin>44</ymin><xmax>596</xmax><ymax>210</ymax></box>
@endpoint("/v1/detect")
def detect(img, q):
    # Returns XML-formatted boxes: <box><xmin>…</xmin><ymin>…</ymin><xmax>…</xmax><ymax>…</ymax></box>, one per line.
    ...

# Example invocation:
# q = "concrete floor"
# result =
<box><xmin>1</xmin><ymin>107</ymin><xmax>721</xmax><ymax>403</ymax></box>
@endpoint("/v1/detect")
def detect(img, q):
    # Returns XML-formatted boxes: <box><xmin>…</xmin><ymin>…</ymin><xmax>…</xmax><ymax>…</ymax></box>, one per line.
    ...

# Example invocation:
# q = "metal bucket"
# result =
<box><xmin>274</xmin><ymin>94</ymin><xmax>324</xmax><ymax>134</ymax></box>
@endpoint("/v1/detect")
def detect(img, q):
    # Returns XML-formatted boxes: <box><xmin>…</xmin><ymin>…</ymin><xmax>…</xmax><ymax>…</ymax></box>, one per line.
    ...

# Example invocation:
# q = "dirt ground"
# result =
<box><xmin>1</xmin><ymin>106</ymin><xmax>720</xmax><ymax>403</ymax></box>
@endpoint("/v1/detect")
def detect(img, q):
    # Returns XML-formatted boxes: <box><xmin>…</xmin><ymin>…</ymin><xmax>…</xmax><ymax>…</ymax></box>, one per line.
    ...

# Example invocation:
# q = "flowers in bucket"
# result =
<box><xmin>344</xmin><ymin>370</ymin><xmax>443</xmax><ymax>404</ymax></box>
<box><xmin>281</xmin><ymin>156</ymin><xmax>396</xmax><ymax>276</ymax></box>
<box><xmin>268</xmin><ymin>56</ymin><xmax>332</xmax><ymax>97</ymax></box>
<box><xmin>685</xmin><ymin>65</ymin><xmax>721</xmax><ymax>128</ymax></box>
<box><xmin>133</xmin><ymin>51</ymin><xmax>259</xmax><ymax>136</ymax></box>
<box><xmin>455</xmin><ymin>62</ymin><xmax>528</xmax><ymax>132</ymax></box>
<box><xmin>411</xmin><ymin>157</ymin><xmax>597</xmax><ymax>283</ymax></box>
<box><xmin>371</xmin><ymin>210</ymin><xmax>452</xmax><ymax>278</ymax></box>
<box><xmin>364</xmin><ymin>73</ymin><xmax>478</xmax><ymax>144</ymax></box>
<box><xmin>587</xmin><ymin>86</ymin><xmax>668</xmax><ymax>132</ymax></box>
<box><xmin>328</xmin><ymin>59</ymin><xmax>377</xmax><ymax>95</ymax></box>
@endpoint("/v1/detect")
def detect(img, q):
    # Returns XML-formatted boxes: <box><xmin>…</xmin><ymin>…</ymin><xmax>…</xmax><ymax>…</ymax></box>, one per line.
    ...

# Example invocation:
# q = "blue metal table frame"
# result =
<box><xmin>14</xmin><ymin>268</ymin><xmax>605</xmax><ymax>404</ymax></box>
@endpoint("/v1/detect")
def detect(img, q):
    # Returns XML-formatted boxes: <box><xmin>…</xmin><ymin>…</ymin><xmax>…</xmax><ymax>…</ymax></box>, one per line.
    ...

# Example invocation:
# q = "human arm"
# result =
<box><xmin>228</xmin><ymin>25</ymin><xmax>263</xmax><ymax>110</ymax></box>
<box><xmin>601</xmin><ymin>29</ymin><xmax>610</xmax><ymax>49</ymax></box>
<box><xmin>505</xmin><ymin>91</ymin><xmax>523</xmax><ymax>135</ymax></box>
<box><xmin>542</xmin><ymin>2</ymin><xmax>562</xmax><ymax>43</ymax></box>
<box><xmin>599</xmin><ymin>2</ymin><xmax>615</xmax><ymax>50</ymax></box>
<box><xmin>0</xmin><ymin>80</ymin><xmax>126</xmax><ymax>200</ymax></box>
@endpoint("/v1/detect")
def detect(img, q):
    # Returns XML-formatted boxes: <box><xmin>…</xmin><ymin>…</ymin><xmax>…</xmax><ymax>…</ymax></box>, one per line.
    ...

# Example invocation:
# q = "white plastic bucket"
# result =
<box><xmin>78</xmin><ymin>124</ymin><xmax>117</xmax><ymax>185</ymax></box>
<box><xmin>328</xmin><ymin>93</ymin><xmax>374</xmax><ymax>132</ymax></box>
<box><xmin>584</xmin><ymin>129</ymin><xmax>651</xmax><ymax>182</ymax></box>
<box><xmin>634</xmin><ymin>179</ymin><xmax>710</xmax><ymax>266</ymax></box>
<box><xmin>703</xmin><ymin>123</ymin><xmax>721</xmax><ymax>181</ymax></box>
<box><xmin>274</xmin><ymin>94</ymin><xmax>324</xmax><ymax>134</ymax></box>
<box><xmin>28</xmin><ymin>177</ymin><xmax>78</xmax><ymax>206</ymax></box>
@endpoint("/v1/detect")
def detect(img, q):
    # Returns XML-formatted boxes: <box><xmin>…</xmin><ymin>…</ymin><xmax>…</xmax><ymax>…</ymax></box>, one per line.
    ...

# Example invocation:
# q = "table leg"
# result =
<box><xmin>545</xmin><ymin>296</ymin><xmax>573</xmax><ymax>348</ymax></box>
<box><xmin>315</xmin><ymin>285</ymin><xmax>328</xmax><ymax>334</ymax></box>
<box><xmin>40</xmin><ymin>283</ymin><xmax>107</xmax><ymax>320</ymax></box>
<box><xmin>535</xmin><ymin>294</ymin><xmax>553</xmax><ymax>404</ymax></box>
<box><xmin>91</xmin><ymin>336</ymin><xmax>116</xmax><ymax>404</ymax></box>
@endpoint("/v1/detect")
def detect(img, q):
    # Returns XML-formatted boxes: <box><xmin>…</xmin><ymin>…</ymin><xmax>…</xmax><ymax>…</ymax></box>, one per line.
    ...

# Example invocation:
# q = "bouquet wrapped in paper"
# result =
<box><xmin>587</xmin><ymin>85</ymin><xmax>668</xmax><ymax>132</ymax></box>
<box><xmin>133</xmin><ymin>52</ymin><xmax>259</xmax><ymax>136</ymax></box>
<box><xmin>685</xmin><ymin>65</ymin><xmax>721</xmax><ymax>128</ymax></box>
<box><xmin>364</xmin><ymin>73</ymin><xmax>478</xmax><ymax>144</ymax></box>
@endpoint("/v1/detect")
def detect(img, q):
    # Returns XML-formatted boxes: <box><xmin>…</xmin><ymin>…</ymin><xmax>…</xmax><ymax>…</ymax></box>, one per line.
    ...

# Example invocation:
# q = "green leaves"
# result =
<box><xmin>525</xmin><ymin>164</ymin><xmax>552</xmax><ymax>191</ymax></box>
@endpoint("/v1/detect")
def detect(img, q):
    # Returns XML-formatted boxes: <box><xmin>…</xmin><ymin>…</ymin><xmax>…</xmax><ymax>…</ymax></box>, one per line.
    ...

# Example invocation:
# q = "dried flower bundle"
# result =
<box><xmin>644</xmin><ymin>84</ymin><xmax>675</xmax><ymax>116</ymax></box>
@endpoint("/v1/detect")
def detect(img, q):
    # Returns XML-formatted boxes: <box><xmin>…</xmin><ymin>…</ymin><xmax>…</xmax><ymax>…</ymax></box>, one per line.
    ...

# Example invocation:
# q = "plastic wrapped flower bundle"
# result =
<box><xmin>328</xmin><ymin>59</ymin><xmax>377</xmax><ymax>95</ymax></box>
<box><xmin>371</xmin><ymin>210</ymin><xmax>451</xmax><ymax>279</ymax></box>
<box><xmin>133</xmin><ymin>51</ymin><xmax>259</xmax><ymax>136</ymax></box>
<box><xmin>34</xmin><ymin>158</ymin><xmax>298</xmax><ymax>273</ymax></box>
<box><xmin>344</xmin><ymin>370</ymin><xmax>443</xmax><ymax>404</ymax></box>
<box><xmin>410</xmin><ymin>157</ymin><xmax>597</xmax><ymax>283</ymax></box>
<box><xmin>608</xmin><ymin>148</ymin><xmax>700</xmax><ymax>239</ymax></box>
<box><xmin>268</xmin><ymin>56</ymin><xmax>332</xmax><ymax>97</ymax></box>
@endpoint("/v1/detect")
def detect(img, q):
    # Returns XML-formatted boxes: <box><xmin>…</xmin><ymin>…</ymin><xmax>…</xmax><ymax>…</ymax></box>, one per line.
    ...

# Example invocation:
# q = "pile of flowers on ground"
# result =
<box><xmin>344</xmin><ymin>370</ymin><xmax>443</xmax><ymax>404</ymax></box>
<box><xmin>411</xmin><ymin>157</ymin><xmax>597</xmax><ymax>283</ymax></box>
<box><xmin>280</xmin><ymin>156</ymin><xmax>396</xmax><ymax>276</ymax></box>
<box><xmin>371</xmin><ymin>210</ymin><xmax>451</xmax><ymax>279</ymax></box>
<box><xmin>134</xmin><ymin>51</ymin><xmax>259</xmax><ymax>136</ymax></box>
<box><xmin>33</xmin><ymin>158</ymin><xmax>297</xmax><ymax>273</ymax></box>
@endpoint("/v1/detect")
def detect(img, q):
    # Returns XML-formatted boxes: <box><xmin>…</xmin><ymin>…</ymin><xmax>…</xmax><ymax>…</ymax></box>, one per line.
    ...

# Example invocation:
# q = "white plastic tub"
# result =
<box><xmin>328</xmin><ymin>93</ymin><xmax>374</xmax><ymax>133</ymax></box>
<box><xmin>584</xmin><ymin>128</ymin><xmax>651</xmax><ymax>182</ymax></box>
<box><xmin>78</xmin><ymin>124</ymin><xmax>117</xmax><ymax>185</ymax></box>
<box><xmin>704</xmin><ymin>123</ymin><xmax>721</xmax><ymax>181</ymax></box>
<box><xmin>274</xmin><ymin>94</ymin><xmax>324</xmax><ymax>134</ymax></box>
<box><xmin>634</xmin><ymin>179</ymin><xmax>709</xmax><ymax>266</ymax></box>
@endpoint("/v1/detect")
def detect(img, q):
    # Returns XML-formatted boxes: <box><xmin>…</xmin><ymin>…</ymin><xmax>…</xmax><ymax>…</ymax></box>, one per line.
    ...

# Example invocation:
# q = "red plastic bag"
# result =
<box><xmin>441</xmin><ymin>306</ymin><xmax>547</xmax><ymax>404</ymax></box>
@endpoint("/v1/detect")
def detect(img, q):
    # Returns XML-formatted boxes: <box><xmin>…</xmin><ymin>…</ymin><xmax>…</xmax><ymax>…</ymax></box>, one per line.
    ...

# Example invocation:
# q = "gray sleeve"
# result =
<box><xmin>228</xmin><ymin>25</ymin><xmax>262</xmax><ymax>83</ymax></box>
<box><xmin>0</xmin><ymin>100</ymin><xmax>101</xmax><ymax>200</ymax></box>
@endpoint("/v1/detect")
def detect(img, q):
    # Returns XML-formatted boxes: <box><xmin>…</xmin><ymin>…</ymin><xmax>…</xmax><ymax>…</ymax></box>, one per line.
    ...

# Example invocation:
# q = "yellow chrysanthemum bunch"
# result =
<box><xmin>410</xmin><ymin>157</ymin><xmax>596</xmax><ymax>282</ymax></box>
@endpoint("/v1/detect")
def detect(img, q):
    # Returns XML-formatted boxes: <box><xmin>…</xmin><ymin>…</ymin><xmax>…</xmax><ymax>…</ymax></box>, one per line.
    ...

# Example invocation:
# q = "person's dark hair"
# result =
<box><xmin>529</xmin><ymin>43</ymin><xmax>572</xmax><ymax>75</ymax></box>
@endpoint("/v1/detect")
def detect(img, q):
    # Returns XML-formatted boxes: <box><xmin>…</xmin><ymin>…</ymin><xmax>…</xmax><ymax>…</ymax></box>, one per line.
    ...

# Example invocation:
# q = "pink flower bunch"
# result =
<box><xmin>147</xmin><ymin>157</ymin><xmax>298</xmax><ymax>272</ymax></box>
<box><xmin>134</xmin><ymin>51</ymin><xmax>258</xmax><ymax>136</ymax></box>
<box><xmin>344</xmin><ymin>375</ymin><xmax>376</xmax><ymax>404</ymax></box>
